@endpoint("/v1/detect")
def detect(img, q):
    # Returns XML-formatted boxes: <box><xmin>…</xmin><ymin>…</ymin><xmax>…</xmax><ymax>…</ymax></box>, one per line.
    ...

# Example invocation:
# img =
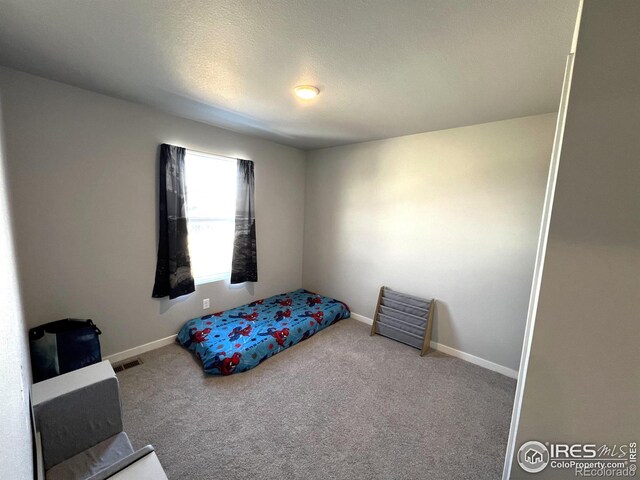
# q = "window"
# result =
<box><xmin>184</xmin><ymin>150</ymin><xmax>237</xmax><ymax>284</ymax></box>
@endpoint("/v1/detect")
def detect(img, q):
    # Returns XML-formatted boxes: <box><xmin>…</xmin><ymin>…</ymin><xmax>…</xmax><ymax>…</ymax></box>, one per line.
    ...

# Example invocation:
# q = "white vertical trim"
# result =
<box><xmin>350</xmin><ymin>313</ymin><xmax>518</xmax><ymax>378</ymax></box>
<box><xmin>570</xmin><ymin>0</ymin><xmax>584</xmax><ymax>55</ymax></box>
<box><xmin>501</xmin><ymin>48</ymin><xmax>580</xmax><ymax>479</ymax></box>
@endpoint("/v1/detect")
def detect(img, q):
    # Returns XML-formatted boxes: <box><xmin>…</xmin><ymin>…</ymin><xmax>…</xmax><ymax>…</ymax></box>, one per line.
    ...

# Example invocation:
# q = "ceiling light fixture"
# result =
<box><xmin>294</xmin><ymin>85</ymin><xmax>320</xmax><ymax>100</ymax></box>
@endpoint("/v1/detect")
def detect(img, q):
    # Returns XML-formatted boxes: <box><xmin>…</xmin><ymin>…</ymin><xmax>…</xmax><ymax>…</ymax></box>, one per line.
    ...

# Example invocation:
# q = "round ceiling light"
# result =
<box><xmin>294</xmin><ymin>85</ymin><xmax>320</xmax><ymax>100</ymax></box>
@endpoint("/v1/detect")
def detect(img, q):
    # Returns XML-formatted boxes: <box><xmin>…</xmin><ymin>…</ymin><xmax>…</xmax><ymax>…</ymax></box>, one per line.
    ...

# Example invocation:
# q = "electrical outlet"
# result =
<box><xmin>203</xmin><ymin>298</ymin><xmax>210</xmax><ymax>309</ymax></box>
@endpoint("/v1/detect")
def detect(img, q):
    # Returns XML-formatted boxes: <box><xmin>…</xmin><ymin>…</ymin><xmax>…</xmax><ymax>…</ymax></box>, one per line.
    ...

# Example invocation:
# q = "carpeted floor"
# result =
<box><xmin>117</xmin><ymin>319</ymin><xmax>515</xmax><ymax>480</ymax></box>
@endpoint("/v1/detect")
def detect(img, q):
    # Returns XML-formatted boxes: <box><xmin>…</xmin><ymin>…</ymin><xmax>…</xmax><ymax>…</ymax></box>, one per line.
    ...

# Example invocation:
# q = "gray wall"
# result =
<box><xmin>0</xmin><ymin>67</ymin><xmax>306</xmax><ymax>357</ymax></box>
<box><xmin>303</xmin><ymin>114</ymin><xmax>556</xmax><ymax>371</ymax></box>
<box><xmin>0</xmin><ymin>90</ymin><xmax>33</xmax><ymax>479</ymax></box>
<box><xmin>511</xmin><ymin>1</ymin><xmax>640</xmax><ymax>478</ymax></box>
<box><xmin>0</xmin><ymin>64</ymin><xmax>558</xmax><ymax>375</ymax></box>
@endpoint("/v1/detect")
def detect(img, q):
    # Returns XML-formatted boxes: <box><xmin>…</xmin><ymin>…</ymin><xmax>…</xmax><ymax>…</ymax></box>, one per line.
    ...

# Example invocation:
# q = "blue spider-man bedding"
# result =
<box><xmin>176</xmin><ymin>289</ymin><xmax>350</xmax><ymax>375</ymax></box>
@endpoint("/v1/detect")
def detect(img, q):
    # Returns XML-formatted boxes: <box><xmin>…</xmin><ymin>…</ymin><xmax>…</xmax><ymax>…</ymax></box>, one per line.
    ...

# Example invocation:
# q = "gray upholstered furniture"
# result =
<box><xmin>32</xmin><ymin>361</ymin><xmax>167</xmax><ymax>480</ymax></box>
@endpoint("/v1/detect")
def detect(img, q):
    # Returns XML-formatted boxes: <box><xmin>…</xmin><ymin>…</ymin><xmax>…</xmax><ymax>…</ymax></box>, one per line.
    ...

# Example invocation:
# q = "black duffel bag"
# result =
<box><xmin>29</xmin><ymin>319</ymin><xmax>102</xmax><ymax>382</ymax></box>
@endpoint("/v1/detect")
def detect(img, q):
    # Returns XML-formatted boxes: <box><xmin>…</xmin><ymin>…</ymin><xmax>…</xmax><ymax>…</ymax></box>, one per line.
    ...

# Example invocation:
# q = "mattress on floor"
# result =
<box><xmin>176</xmin><ymin>289</ymin><xmax>350</xmax><ymax>375</ymax></box>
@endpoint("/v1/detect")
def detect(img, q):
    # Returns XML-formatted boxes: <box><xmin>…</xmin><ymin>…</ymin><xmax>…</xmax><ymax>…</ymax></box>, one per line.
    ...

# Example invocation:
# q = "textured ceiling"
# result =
<box><xmin>0</xmin><ymin>0</ymin><xmax>579</xmax><ymax>150</ymax></box>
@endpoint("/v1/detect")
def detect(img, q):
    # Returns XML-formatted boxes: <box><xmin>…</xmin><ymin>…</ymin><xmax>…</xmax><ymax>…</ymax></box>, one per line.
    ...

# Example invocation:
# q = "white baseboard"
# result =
<box><xmin>349</xmin><ymin>312</ymin><xmax>519</xmax><ymax>379</ymax></box>
<box><xmin>104</xmin><ymin>314</ymin><xmax>519</xmax><ymax>379</ymax></box>
<box><xmin>349</xmin><ymin>312</ymin><xmax>374</xmax><ymax>326</ymax></box>
<box><xmin>428</xmin><ymin>341</ymin><xmax>519</xmax><ymax>378</ymax></box>
<box><xmin>104</xmin><ymin>334</ymin><xmax>177</xmax><ymax>364</ymax></box>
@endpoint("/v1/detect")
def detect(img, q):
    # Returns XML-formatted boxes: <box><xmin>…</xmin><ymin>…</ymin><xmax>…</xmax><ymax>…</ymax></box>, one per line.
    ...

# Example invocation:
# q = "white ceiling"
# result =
<box><xmin>0</xmin><ymin>0</ymin><xmax>579</xmax><ymax>150</ymax></box>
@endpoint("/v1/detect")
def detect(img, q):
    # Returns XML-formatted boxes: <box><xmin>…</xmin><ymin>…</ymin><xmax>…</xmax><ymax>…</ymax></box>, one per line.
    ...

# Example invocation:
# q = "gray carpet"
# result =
<box><xmin>117</xmin><ymin>319</ymin><xmax>515</xmax><ymax>480</ymax></box>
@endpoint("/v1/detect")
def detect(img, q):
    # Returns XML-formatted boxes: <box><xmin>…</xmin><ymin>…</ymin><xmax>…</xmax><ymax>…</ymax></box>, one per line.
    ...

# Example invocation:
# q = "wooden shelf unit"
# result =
<box><xmin>370</xmin><ymin>286</ymin><xmax>435</xmax><ymax>356</ymax></box>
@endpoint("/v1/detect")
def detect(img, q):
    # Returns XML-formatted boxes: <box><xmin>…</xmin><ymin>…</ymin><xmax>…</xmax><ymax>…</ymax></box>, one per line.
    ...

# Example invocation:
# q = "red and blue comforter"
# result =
<box><xmin>176</xmin><ymin>289</ymin><xmax>350</xmax><ymax>375</ymax></box>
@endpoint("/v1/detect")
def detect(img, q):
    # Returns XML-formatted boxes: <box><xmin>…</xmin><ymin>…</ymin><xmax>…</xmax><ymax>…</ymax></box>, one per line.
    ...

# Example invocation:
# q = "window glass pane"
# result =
<box><xmin>184</xmin><ymin>151</ymin><xmax>237</xmax><ymax>282</ymax></box>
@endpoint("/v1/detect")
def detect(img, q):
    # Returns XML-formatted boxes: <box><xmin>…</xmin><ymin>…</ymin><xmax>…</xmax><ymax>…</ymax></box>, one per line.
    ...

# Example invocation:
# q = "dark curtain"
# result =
<box><xmin>152</xmin><ymin>144</ymin><xmax>195</xmax><ymax>299</ymax></box>
<box><xmin>230</xmin><ymin>159</ymin><xmax>258</xmax><ymax>284</ymax></box>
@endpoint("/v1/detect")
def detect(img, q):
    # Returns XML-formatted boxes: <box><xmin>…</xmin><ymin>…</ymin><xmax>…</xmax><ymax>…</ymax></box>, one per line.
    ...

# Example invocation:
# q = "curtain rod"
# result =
<box><xmin>184</xmin><ymin>147</ymin><xmax>246</xmax><ymax>161</ymax></box>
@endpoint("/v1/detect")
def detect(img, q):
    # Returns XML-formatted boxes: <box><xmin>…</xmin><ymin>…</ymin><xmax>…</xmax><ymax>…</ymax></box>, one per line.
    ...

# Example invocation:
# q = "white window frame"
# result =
<box><xmin>184</xmin><ymin>149</ymin><xmax>237</xmax><ymax>286</ymax></box>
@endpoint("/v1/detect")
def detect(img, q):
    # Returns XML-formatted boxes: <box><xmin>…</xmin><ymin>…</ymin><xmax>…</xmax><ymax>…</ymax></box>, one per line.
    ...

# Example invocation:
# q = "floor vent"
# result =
<box><xmin>113</xmin><ymin>358</ymin><xmax>143</xmax><ymax>372</ymax></box>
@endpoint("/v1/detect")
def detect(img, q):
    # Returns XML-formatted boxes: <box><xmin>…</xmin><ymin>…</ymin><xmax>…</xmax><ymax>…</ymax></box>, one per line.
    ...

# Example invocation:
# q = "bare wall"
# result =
<box><xmin>511</xmin><ymin>2</ymin><xmax>640</xmax><ymax>477</ymax></box>
<box><xmin>0</xmin><ymin>89</ymin><xmax>33</xmax><ymax>480</ymax></box>
<box><xmin>0</xmin><ymin>66</ymin><xmax>306</xmax><ymax>357</ymax></box>
<box><xmin>303</xmin><ymin>114</ymin><xmax>556</xmax><ymax>371</ymax></box>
